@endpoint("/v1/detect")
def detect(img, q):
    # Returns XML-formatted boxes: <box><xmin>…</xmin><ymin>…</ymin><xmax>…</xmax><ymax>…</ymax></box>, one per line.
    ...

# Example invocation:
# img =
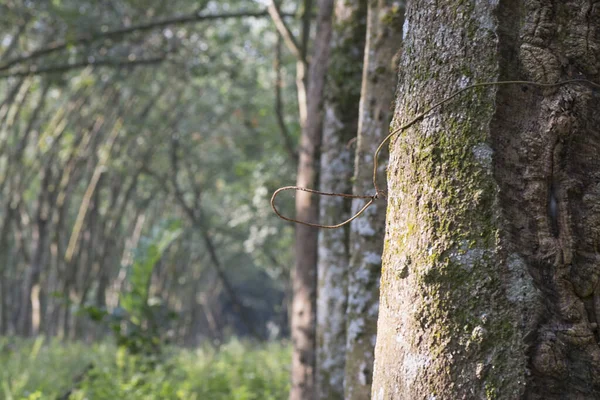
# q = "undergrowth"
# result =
<box><xmin>0</xmin><ymin>337</ymin><xmax>290</xmax><ymax>400</ymax></box>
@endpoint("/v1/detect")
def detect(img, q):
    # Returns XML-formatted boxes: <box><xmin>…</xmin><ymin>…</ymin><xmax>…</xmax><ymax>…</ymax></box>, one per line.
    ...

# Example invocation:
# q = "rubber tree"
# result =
<box><xmin>372</xmin><ymin>0</ymin><xmax>600</xmax><ymax>399</ymax></box>
<box><xmin>316</xmin><ymin>0</ymin><xmax>366</xmax><ymax>399</ymax></box>
<box><xmin>290</xmin><ymin>0</ymin><xmax>334</xmax><ymax>398</ymax></box>
<box><xmin>344</xmin><ymin>1</ymin><xmax>404</xmax><ymax>399</ymax></box>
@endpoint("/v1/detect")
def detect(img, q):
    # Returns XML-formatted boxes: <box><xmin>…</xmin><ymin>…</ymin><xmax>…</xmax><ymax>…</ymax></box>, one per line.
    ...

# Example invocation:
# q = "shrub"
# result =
<box><xmin>0</xmin><ymin>338</ymin><xmax>291</xmax><ymax>400</ymax></box>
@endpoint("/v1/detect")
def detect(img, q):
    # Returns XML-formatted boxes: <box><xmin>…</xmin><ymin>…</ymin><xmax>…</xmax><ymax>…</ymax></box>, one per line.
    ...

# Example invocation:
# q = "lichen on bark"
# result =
<box><xmin>374</xmin><ymin>0</ymin><xmax>529</xmax><ymax>398</ymax></box>
<box><xmin>373</xmin><ymin>0</ymin><xmax>600</xmax><ymax>399</ymax></box>
<box><xmin>316</xmin><ymin>1</ymin><xmax>366</xmax><ymax>399</ymax></box>
<box><xmin>494</xmin><ymin>1</ymin><xmax>600</xmax><ymax>398</ymax></box>
<box><xmin>345</xmin><ymin>1</ymin><xmax>405</xmax><ymax>399</ymax></box>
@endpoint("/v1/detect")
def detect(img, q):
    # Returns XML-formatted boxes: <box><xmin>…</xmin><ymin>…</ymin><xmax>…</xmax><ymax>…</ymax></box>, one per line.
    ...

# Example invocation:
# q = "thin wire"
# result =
<box><xmin>372</xmin><ymin>78</ymin><xmax>600</xmax><ymax>195</ymax></box>
<box><xmin>270</xmin><ymin>186</ymin><xmax>376</xmax><ymax>229</ymax></box>
<box><xmin>272</xmin><ymin>78</ymin><xmax>600</xmax><ymax>228</ymax></box>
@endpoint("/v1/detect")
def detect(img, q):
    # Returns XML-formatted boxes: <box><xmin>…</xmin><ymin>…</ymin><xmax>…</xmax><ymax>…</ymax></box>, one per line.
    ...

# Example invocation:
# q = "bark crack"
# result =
<box><xmin>494</xmin><ymin>1</ymin><xmax>600</xmax><ymax>398</ymax></box>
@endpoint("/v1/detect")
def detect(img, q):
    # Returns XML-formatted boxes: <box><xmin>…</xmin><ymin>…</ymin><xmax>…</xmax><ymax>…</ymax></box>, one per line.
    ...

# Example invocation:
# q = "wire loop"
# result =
<box><xmin>272</xmin><ymin>78</ymin><xmax>600</xmax><ymax>228</ymax></box>
<box><xmin>270</xmin><ymin>186</ymin><xmax>376</xmax><ymax>229</ymax></box>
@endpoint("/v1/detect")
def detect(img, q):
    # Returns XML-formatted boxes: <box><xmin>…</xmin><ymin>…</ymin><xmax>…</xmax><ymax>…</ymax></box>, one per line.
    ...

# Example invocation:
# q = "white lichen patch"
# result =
<box><xmin>447</xmin><ymin>241</ymin><xmax>489</xmax><ymax>272</ymax></box>
<box><xmin>506</xmin><ymin>253</ymin><xmax>540</xmax><ymax>304</ymax></box>
<box><xmin>354</xmin><ymin>265</ymin><xmax>372</xmax><ymax>283</ymax></box>
<box><xmin>351</xmin><ymin>202</ymin><xmax>379</xmax><ymax>236</ymax></box>
<box><xmin>358</xmin><ymin>361</ymin><xmax>368</xmax><ymax>385</ymax></box>
<box><xmin>347</xmin><ymin>317</ymin><xmax>365</xmax><ymax>343</ymax></box>
<box><xmin>403</xmin><ymin>353</ymin><xmax>431</xmax><ymax>391</ymax></box>
<box><xmin>353</xmin><ymin>216</ymin><xmax>376</xmax><ymax>236</ymax></box>
<box><xmin>324</xmin><ymin>105</ymin><xmax>345</xmax><ymax>133</ymax></box>
<box><xmin>465</xmin><ymin>325</ymin><xmax>486</xmax><ymax>350</ymax></box>
<box><xmin>458</xmin><ymin>75</ymin><xmax>471</xmax><ymax>88</ymax></box>
<box><xmin>368</xmin><ymin>301</ymin><xmax>379</xmax><ymax>318</ymax></box>
<box><xmin>473</xmin><ymin>0</ymin><xmax>498</xmax><ymax>30</ymax></box>
<box><xmin>402</xmin><ymin>17</ymin><xmax>409</xmax><ymax>40</ymax></box>
<box><xmin>364</xmin><ymin>251</ymin><xmax>382</xmax><ymax>265</ymax></box>
<box><xmin>348</xmin><ymin>277</ymin><xmax>374</xmax><ymax>315</ymax></box>
<box><xmin>472</xmin><ymin>143</ymin><xmax>493</xmax><ymax>170</ymax></box>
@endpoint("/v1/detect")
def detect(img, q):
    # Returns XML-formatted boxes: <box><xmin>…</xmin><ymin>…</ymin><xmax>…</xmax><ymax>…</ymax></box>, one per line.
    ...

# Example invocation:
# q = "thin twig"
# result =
<box><xmin>0</xmin><ymin>9</ymin><xmax>296</xmax><ymax>73</ymax></box>
<box><xmin>57</xmin><ymin>363</ymin><xmax>95</xmax><ymax>400</ymax></box>
<box><xmin>267</xmin><ymin>1</ymin><xmax>304</xmax><ymax>63</ymax></box>
<box><xmin>0</xmin><ymin>57</ymin><xmax>164</xmax><ymax>79</ymax></box>
<box><xmin>270</xmin><ymin>186</ymin><xmax>376</xmax><ymax>229</ymax></box>
<box><xmin>163</xmin><ymin>139</ymin><xmax>264</xmax><ymax>340</ymax></box>
<box><xmin>371</xmin><ymin>78</ymin><xmax>600</xmax><ymax>195</ymax></box>
<box><xmin>273</xmin><ymin>34</ymin><xmax>298</xmax><ymax>162</ymax></box>
<box><xmin>0</xmin><ymin>16</ymin><xmax>30</xmax><ymax>62</ymax></box>
<box><xmin>65</xmin><ymin>119</ymin><xmax>121</xmax><ymax>263</ymax></box>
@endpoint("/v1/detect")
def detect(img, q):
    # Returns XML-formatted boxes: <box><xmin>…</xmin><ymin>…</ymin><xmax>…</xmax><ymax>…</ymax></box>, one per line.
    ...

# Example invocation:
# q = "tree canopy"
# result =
<box><xmin>0</xmin><ymin>0</ymin><xmax>301</xmax><ymax>344</ymax></box>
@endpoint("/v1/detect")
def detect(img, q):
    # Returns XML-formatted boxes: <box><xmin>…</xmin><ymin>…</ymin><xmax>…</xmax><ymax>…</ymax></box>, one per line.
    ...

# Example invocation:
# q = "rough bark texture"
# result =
<box><xmin>373</xmin><ymin>0</ymin><xmax>600</xmax><ymax>399</ymax></box>
<box><xmin>291</xmin><ymin>0</ymin><xmax>334</xmax><ymax>399</ymax></box>
<box><xmin>316</xmin><ymin>1</ymin><xmax>366</xmax><ymax>399</ymax></box>
<box><xmin>495</xmin><ymin>1</ymin><xmax>600</xmax><ymax>398</ymax></box>
<box><xmin>344</xmin><ymin>1</ymin><xmax>404</xmax><ymax>399</ymax></box>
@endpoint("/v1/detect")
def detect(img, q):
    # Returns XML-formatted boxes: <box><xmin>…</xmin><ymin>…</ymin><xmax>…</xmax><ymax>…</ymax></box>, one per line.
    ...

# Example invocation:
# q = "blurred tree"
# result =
<box><xmin>344</xmin><ymin>1</ymin><xmax>404</xmax><ymax>398</ymax></box>
<box><xmin>278</xmin><ymin>0</ymin><xmax>335</xmax><ymax>397</ymax></box>
<box><xmin>0</xmin><ymin>0</ymin><xmax>298</xmax><ymax>345</ymax></box>
<box><xmin>315</xmin><ymin>0</ymin><xmax>366</xmax><ymax>399</ymax></box>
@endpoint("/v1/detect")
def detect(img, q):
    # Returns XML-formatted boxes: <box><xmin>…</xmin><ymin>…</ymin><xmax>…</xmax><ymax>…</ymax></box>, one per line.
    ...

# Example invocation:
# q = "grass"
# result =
<box><xmin>0</xmin><ymin>337</ymin><xmax>291</xmax><ymax>400</ymax></box>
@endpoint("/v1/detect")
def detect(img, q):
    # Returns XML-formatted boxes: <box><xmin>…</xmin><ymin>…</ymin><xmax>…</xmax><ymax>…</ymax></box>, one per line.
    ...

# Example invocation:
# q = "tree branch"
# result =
<box><xmin>0</xmin><ymin>9</ymin><xmax>295</xmax><ymax>73</ymax></box>
<box><xmin>0</xmin><ymin>16</ymin><xmax>30</xmax><ymax>62</ymax></box>
<box><xmin>268</xmin><ymin>0</ymin><xmax>311</xmax><ymax>128</ymax></box>
<box><xmin>0</xmin><ymin>56</ymin><xmax>165</xmax><ymax>78</ymax></box>
<box><xmin>273</xmin><ymin>35</ymin><xmax>298</xmax><ymax>162</ymax></box>
<box><xmin>267</xmin><ymin>1</ymin><xmax>304</xmax><ymax>63</ymax></box>
<box><xmin>145</xmin><ymin>152</ymin><xmax>264</xmax><ymax>340</ymax></box>
<box><xmin>300</xmin><ymin>0</ymin><xmax>313</xmax><ymax>61</ymax></box>
<box><xmin>65</xmin><ymin>118</ymin><xmax>122</xmax><ymax>263</ymax></box>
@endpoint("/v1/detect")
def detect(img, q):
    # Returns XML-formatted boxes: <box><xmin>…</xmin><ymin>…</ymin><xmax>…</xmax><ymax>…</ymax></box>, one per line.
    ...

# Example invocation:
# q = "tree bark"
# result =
<box><xmin>316</xmin><ymin>0</ymin><xmax>366</xmax><ymax>398</ymax></box>
<box><xmin>18</xmin><ymin>166</ymin><xmax>53</xmax><ymax>335</ymax></box>
<box><xmin>0</xmin><ymin>206</ymin><xmax>15</xmax><ymax>334</ymax></box>
<box><xmin>291</xmin><ymin>0</ymin><xmax>334</xmax><ymax>399</ymax></box>
<box><xmin>345</xmin><ymin>1</ymin><xmax>403</xmax><ymax>399</ymax></box>
<box><xmin>372</xmin><ymin>0</ymin><xmax>600</xmax><ymax>399</ymax></box>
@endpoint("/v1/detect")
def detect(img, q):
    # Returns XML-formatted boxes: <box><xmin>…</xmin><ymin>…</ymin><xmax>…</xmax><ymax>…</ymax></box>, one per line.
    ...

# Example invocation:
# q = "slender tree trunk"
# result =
<box><xmin>18</xmin><ymin>165</ymin><xmax>54</xmax><ymax>336</ymax></box>
<box><xmin>372</xmin><ymin>0</ymin><xmax>600</xmax><ymax>399</ymax></box>
<box><xmin>0</xmin><ymin>207</ymin><xmax>15</xmax><ymax>334</ymax></box>
<box><xmin>297</xmin><ymin>0</ymin><xmax>313</xmax><ymax>128</ymax></box>
<box><xmin>315</xmin><ymin>1</ymin><xmax>366</xmax><ymax>398</ymax></box>
<box><xmin>345</xmin><ymin>1</ymin><xmax>404</xmax><ymax>399</ymax></box>
<box><xmin>291</xmin><ymin>0</ymin><xmax>334</xmax><ymax>398</ymax></box>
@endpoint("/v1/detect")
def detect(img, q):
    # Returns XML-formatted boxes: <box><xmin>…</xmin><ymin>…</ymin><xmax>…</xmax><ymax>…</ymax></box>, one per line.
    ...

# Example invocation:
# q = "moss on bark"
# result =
<box><xmin>373</xmin><ymin>0</ymin><xmax>600</xmax><ymax>398</ymax></box>
<box><xmin>316</xmin><ymin>1</ymin><xmax>366</xmax><ymax>399</ymax></box>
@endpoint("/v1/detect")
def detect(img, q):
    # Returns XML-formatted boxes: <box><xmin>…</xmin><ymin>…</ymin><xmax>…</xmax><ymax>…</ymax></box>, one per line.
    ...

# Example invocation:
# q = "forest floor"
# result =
<box><xmin>0</xmin><ymin>338</ymin><xmax>290</xmax><ymax>400</ymax></box>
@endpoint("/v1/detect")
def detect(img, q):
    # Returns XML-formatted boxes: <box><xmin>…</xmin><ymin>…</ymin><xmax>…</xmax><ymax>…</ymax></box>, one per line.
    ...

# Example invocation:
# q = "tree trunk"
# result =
<box><xmin>345</xmin><ymin>1</ymin><xmax>404</xmax><ymax>399</ymax></box>
<box><xmin>372</xmin><ymin>0</ymin><xmax>600</xmax><ymax>399</ymax></box>
<box><xmin>18</xmin><ymin>166</ymin><xmax>53</xmax><ymax>336</ymax></box>
<box><xmin>291</xmin><ymin>0</ymin><xmax>334</xmax><ymax>398</ymax></box>
<box><xmin>0</xmin><ymin>207</ymin><xmax>15</xmax><ymax>334</ymax></box>
<box><xmin>316</xmin><ymin>0</ymin><xmax>366</xmax><ymax>399</ymax></box>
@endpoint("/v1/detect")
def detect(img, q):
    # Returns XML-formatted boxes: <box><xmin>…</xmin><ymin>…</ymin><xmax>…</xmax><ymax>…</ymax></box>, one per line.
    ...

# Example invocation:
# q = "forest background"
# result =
<box><xmin>3</xmin><ymin>0</ymin><xmax>599</xmax><ymax>399</ymax></box>
<box><xmin>0</xmin><ymin>0</ymin><xmax>309</xmax><ymax>398</ymax></box>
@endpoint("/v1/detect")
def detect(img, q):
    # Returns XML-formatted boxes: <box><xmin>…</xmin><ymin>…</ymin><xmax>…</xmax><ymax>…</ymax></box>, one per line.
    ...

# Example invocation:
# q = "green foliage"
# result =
<box><xmin>0</xmin><ymin>0</ymin><xmax>298</xmax><ymax>342</ymax></box>
<box><xmin>81</xmin><ymin>220</ymin><xmax>182</xmax><ymax>354</ymax></box>
<box><xmin>0</xmin><ymin>338</ymin><xmax>291</xmax><ymax>400</ymax></box>
<box><xmin>120</xmin><ymin>219</ymin><xmax>182</xmax><ymax>321</ymax></box>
